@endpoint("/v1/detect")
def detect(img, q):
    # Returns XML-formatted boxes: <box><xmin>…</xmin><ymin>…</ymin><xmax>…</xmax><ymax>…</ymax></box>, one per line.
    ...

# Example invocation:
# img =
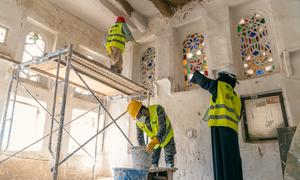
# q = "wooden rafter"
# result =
<box><xmin>149</xmin><ymin>0</ymin><xmax>174</xmax><ymax>17</ymax></box>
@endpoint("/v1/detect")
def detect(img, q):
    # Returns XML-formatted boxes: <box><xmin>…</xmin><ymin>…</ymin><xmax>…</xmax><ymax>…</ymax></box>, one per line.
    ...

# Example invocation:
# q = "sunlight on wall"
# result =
<box><xmin>2</xmin><ymin>96</ymin><xmax>46</xmax><ymax>151</ymax></box>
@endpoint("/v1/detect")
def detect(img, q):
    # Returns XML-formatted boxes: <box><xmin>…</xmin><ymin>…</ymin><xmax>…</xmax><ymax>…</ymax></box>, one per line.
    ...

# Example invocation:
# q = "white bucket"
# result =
<box><xmin>129</xmin><ymin>146</ymin><xmax>152</xmax><ymax>169</ymax></box>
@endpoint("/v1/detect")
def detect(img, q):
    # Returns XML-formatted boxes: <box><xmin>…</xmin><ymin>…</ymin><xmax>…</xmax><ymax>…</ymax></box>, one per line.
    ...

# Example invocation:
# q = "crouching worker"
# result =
<box><xmin>127</xmin><ymin>100</ymin><xmax>176</xmax><ymax>168</ymax></box>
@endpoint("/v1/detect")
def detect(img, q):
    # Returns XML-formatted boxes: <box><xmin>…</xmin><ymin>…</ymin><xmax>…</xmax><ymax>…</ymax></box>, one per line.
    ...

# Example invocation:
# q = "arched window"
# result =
<box><xmin>141</xmin><ymin>47</ymin><xmax>155</xmax><ymax>96</ymax></box>
<box><xmin>183</xmin><ymin>33</ymin><xmax>208</xmax><ymax>88</ymax></box>
<box><xmin>237</xmin><ymin>13</ymin><xmax>274</xmax><ymax>78</ymax></box>
<box><xmin>21</xmin><ymin>32</ymin><xmax>46</xmax><ymax>81</ymax></box>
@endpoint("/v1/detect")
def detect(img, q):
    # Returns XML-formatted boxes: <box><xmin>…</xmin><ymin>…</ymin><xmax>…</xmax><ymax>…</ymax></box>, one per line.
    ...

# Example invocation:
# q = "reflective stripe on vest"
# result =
<box><xmin>105</xmin><ymin>23</ymin><xmax>126</xmax><ymax>55</ymax></box>
<box><xmin>208</xmin><ymin>81</ymin><xmax>241</xmax><ymax>133</ymax></box>
<box><xmin>136</xmin><ymin>105</ymin><xmax>174</xmax><ymax>148</ymax></box>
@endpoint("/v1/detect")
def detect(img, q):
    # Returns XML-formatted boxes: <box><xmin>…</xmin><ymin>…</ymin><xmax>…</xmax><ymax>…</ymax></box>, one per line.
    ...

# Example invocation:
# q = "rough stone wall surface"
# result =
<box><xmin>0</xmin><ymin>0</ymin><xmax>106</xmax><ymax>60</ymax></box>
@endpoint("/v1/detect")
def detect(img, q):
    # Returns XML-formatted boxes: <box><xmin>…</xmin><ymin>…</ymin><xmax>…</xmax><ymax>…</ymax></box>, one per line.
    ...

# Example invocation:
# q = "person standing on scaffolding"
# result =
<box><xmin>127</xmin><ymin>100</ymin><xmax>176</xmax><ymax>168</ymax></box>
<box><xmin>105</xmin><ymin>16</ymin><xmax>135</xmax><ymax>74</ymax></box>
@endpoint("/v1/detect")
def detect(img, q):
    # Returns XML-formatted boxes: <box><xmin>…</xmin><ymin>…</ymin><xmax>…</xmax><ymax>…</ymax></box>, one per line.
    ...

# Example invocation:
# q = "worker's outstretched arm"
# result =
<box><xmin>191</xmin><ymin>70</ymin><xmax>217</xmax><ymax>96</ymax></box>
<box><xmin>122</xmin><ymin>23</ymin><xmax>134</xmax><ymax>42</ymax></box>
<box><xmin>156</xmin><ymin>105</ymin><xmax>167</xmax><ymax>142</ymax></box>
<box><xmin>136</xmin><ymin>125</ymin><xmax>146</xmax><ymax>146</ymax></box>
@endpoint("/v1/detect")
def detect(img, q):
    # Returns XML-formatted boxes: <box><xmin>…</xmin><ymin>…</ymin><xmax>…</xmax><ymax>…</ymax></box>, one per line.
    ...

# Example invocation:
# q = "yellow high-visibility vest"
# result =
<box><xmin>136</xmin><ymin>105</ymin><xmax>174</xmax><ymax>148</ymax></box>
<box><xmin>208</xmin><ymin>81</ymin><xmax>241</xmax><ymax>133</ymax></box>
<box><xmin>105</xmin><ymin>23</ymin><xmax>126</xmax><ymax>55</ymax></box>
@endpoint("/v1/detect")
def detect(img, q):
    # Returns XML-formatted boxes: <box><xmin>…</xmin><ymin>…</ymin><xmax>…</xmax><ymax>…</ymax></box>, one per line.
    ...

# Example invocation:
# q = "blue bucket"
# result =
<box><xmin>113</xmin><ymin>168</ymin><xmax>148</xmax><ymax>180</ymax></box>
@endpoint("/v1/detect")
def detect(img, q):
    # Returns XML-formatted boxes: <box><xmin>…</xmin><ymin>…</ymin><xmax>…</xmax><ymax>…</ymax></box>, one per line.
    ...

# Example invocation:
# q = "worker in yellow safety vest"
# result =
<box><xmin>191</xmin><ymin>68</ymin><xmax>243</xmax><ymax>180</ymax></box>
<box><xmin>105</xmin><ymin>16</ymin><xmax>134</xmax><ymax>74</ymax></box>
<box><xmin>127</xmin><ymin>100</ymin><xmax>176</xmax><ymax>168</ymax></box>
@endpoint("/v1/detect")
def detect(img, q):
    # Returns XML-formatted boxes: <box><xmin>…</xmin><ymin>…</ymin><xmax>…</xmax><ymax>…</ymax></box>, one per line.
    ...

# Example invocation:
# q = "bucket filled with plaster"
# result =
<box><xmin>129</xmin><ymin>146</ymin><xmax>152</xmax><ymax>169</ymax></box>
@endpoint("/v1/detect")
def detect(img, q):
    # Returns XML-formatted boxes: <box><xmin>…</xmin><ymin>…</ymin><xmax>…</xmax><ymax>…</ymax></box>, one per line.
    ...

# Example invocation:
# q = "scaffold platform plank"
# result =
<box><xmin>21</xmin><ymin>47</ymin><xmax>146</xmax><ymax>96</ymax></box>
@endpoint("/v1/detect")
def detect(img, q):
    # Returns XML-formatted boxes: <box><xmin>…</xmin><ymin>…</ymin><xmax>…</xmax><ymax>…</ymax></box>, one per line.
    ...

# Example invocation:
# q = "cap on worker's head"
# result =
<box><xmin>218</xmin><ymin>70</ymin><xmax>239</xmax><ymax>85</ymax></box>
<box><xmin>127</xmin><ymin>100</ymin><xmax>142</xmax><ymax>119</ymax></box>
<box><xmin>217</xmin><ymin>65</ymin><xmax>239</xmax><ymax>84</ymax></box>
<box><xmin>116</xmin><ymin>16</ymin><xmax>125</xmax><ymax>23</ymax></box>
<box><xmin>218</xmin><ymin>71</ymin><xmax>237</xmax><ymax>80</ymax></box>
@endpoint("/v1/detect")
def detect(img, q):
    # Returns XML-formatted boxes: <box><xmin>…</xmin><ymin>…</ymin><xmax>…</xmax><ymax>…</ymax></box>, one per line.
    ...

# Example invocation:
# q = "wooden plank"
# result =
<box><xmin>2</xmin><ymin>48</ymin><xmax>147</xmax><ymax>96</ymax></box>
<box><xmin>148</xmin><ymin>167</ymin><xmax>177</xmax><ymax>173</ymax></box>
<box><xmin>24</xmin><ymin>49</ymin><xmax>147</xmax><ymax>96</ymax></box>
<box><xmin>0</xmin><ymin>54</ymin><xmax>20</xmax><ymax>64</ymax></box>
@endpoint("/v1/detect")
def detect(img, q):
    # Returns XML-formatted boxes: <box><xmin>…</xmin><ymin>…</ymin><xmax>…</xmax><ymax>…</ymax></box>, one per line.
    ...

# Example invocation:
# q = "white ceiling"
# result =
<box><xmin>48</xmin><ymin>0</ymin><xmax>116</xmax><ymax>32</ymax></box>
<box><xmin>126</xmin><ymin>0</ymin><xmax>159</xmax><ymax>17</ymax></box>
<box><xmin>48</xmin><ymin>0</ymin><xmax>159</xmax><ymax>32</ymax></box>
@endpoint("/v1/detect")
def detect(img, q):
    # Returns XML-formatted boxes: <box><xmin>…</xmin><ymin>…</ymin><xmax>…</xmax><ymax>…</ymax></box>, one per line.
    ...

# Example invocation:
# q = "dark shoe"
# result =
<box><xmin>110</xmin><ymin>65</ymin><xmax>122</xmax><ymax>74</ymax></box>
<box><xmin>166</xmin><ymin>163</ymin><xmax>174</xmax><ymax>168</ymax></box>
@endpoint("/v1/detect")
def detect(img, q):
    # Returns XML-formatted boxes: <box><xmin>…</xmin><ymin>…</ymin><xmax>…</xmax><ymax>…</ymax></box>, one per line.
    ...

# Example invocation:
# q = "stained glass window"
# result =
<box><xmin>21</xmin><ymin>32</ymin><xmax>46</xmax><ymax>81</ymax></box>
<box><xmin>141</xmin><ymin>47</ymin><xmax>155</xmax><ymax>96</ymax></box>
<box><xmin>237</xmin><ymin>13</ymin><xmax>274</xmax><ymax>78</ymax></box>
<box><xmin>183</xmin><ymin>33</ymin><xmax>208</xmax><ymax>88</ymax></box>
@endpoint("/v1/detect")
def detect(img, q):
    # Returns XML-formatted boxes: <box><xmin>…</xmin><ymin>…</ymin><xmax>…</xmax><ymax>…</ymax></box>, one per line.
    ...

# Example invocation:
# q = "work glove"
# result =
<box><xmin>146</xmin><ymin>137</ymin><xmax>160</xmax><ymax>152</ymax></box>
<box><xmin>190</xmin><ymin>70</ymin><xmax>200</xmax><ymax>84</ymax></box>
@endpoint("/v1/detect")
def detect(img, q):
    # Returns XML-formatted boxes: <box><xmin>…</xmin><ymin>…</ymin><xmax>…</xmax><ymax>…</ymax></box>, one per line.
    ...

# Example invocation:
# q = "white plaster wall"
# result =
<box><xmin>155</xmin><ymin>25</ymin><xmax>176</xmax><ymax>80</ymax></box>
<box><xmin>129</xmin><ymin>0</ymin><xmax>300</xmax><ymax>180</ymax></box>
<box><xmin>140</xmin><ymin>77</ymin><xmax>286</xmax><ymax>180</ymax></box>
<box><xmin>0</xmin><ymin>0</ymin><xmax>132</xmax><ymax>179</ymax></box>
<box><xmin>0</xmin><ymin>0</ymin><xmax>299</xmax><ymax>179</ymax></box>
<box><xmin>0</xmin><ymin>0</ymin><xmax>106</xmax><ymax>60</ymax></box>
<box><xmin>269</xmin><ymin>0</ymin><xmax>300</xmax><ymax>51</ymax></box>
<box><xmin>98</xmin><ymin>97</ymin><xmax>132</xmax><ymax>177</ymax></box>
<box><xmin>153</xmin><ymin>79</ymin><xmax>214</xmax><ymax>180</ymax></box>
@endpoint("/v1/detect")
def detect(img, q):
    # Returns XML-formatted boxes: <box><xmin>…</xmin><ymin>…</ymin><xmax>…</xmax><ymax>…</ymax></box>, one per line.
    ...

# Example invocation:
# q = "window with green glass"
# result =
<box><xmin>237</xmin><ymin>13</ymin><xmax>274</xmax><ymax>78</ymax></box>
<box><xmin>182</xmin><ymin>33</ymin><xmax>208</xmax><ymax>89</ymax></box>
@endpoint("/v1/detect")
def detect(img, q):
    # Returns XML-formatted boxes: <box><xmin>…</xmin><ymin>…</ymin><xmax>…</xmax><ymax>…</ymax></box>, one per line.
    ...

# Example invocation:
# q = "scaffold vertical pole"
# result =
<box><xmin>0</xmin><ymin>73</ymin><xmax>15</xmax><ymax>152</ymax></box>
<box><xmin>52</xmin><ymin>44</ymin><xmax>72</xmax><ymax>180</ymax></box>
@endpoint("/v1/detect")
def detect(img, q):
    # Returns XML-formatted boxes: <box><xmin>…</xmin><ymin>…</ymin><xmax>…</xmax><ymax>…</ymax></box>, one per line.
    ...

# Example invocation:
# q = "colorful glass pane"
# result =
<box><xmin>237</xmin><ymin>13</ymin><xmax>274</xmax><ymax>78</ymax></box>
<box><xmin>141</xmin><ymin>47</ymin><xmax>155</xmax><ymax>96</ymax></box>
<box><xmin>182</xmin><ymin>33</ymin><xmax>208</xmax><ymax>88</ymax></box>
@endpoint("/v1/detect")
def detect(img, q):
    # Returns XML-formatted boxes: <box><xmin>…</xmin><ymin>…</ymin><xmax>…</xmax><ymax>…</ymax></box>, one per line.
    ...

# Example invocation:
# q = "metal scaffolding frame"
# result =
<box><xmin>0</xmin><ymin>44</ymin><xmax>147</xmax><ymax>180</ymax></box>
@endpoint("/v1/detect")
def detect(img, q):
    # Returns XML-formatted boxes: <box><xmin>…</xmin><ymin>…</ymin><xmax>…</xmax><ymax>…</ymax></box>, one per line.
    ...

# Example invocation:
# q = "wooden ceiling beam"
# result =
<box><xmin>115</xmin><ymin>0</ymin><xmax>148</xmax><ymax>32</ymax></box>
<box><xmin>149</xmin><ymin>0</ymin><xmax>174</xmax><ymax>17</ymax></box>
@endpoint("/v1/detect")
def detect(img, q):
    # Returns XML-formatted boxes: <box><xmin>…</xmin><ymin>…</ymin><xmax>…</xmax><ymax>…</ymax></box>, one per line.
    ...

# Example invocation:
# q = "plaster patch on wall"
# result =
<box><xmin>185</xmin><ymin>128</ymin><xmax>197</xmax><ymax>139</ymax></box>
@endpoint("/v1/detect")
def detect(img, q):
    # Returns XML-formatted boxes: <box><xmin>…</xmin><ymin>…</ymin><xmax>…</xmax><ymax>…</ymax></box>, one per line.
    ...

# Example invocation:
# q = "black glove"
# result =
<box><xmin>190</xmin><ymin>70</ymin><xmax>200</xmax><ymax>84</ymax></box>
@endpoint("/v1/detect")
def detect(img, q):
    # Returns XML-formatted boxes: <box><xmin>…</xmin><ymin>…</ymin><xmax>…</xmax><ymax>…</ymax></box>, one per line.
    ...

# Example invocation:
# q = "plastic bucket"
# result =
<box><xmin>113</xmin><ymin>168</ymin><xmax>148</xmax><ymax>180</ymax></box>
<box><xmin>129</xmin><ymin>146</ymin><xmax>152</xmax><ymax>169</ymax></box>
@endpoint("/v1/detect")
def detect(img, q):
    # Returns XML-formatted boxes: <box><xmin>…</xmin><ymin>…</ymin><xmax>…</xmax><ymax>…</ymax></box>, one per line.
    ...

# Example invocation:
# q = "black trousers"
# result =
<box><xmin>211</xmin><ymin>126</ymin><xmax>243</xmax><ymax>180</ymax></box>
<box><xmin>152</xmin><ymin>137</ymin><xmax>176</xmax><ymax>166</ymax></box>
